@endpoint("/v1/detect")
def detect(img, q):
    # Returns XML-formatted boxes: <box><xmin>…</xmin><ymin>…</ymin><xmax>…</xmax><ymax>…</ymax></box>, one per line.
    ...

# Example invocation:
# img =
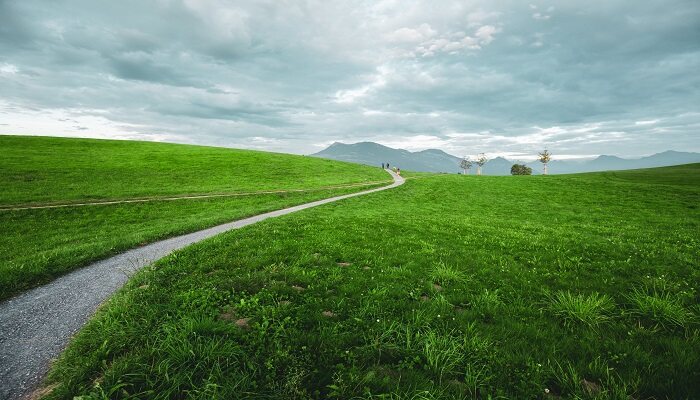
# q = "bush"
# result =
<box><xmin>511</xmin><ymin>164</ymin><xmax>532</xmax><ymax>175</ymax></box>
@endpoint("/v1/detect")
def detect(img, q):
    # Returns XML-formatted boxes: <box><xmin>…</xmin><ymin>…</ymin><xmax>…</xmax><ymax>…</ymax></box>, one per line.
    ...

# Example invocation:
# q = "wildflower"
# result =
<box><xmin>544</xmin><ymin>388</ymin><xmax>550</xmax><ymax>394</ymax></box>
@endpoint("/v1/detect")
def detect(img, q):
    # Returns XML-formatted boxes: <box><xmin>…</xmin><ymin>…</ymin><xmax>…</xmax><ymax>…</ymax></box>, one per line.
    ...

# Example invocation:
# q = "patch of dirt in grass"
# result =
<box><xmin>448</xmin><ymin>379</ymin><xmax>468</xmax><ymax>390</ymax></box>
<box><xmin>337</xmin><ymin>262</ymin><xmax>352</xmax><ymax>267</ymax></box>
<box><xmin>376</xmin><ymin>366</ymin><xmax>402</xmax><ymax>380</ymax></box>
<box><xmin>138</xmin><ymin>284</ymin><xmax>149</xmax><ymax>290</ymax></box>
<box><xmin>292</xmin><ymin>285</ymin><xmax>306</xmax><ymax>292</ymax></box>
<box><xmin>433</xmin><ymin>283</ymin><xmax>443</xmax><ymax>291</ymax></box>
<box><xmin>420</xmin><ymin>295</ymin><xmax>430</xmax><ymax>302</ymax></box>
<box><xmin>581</xmin><ymin>379</ymin><xmax>601</xmax><ymax>395</ymax></box>
<box><xmin>363</xmin><ymin>266</ymin><xmax>371</xmax><ymax>270</ymax></box>
<box><xmin>235</xmin><ymin>317</ymin><xmax>252</xmax><ymax>329</ymax></box>
<box><xmin>219</xmin><ymin>311</ymin><xmax>237</xmax><ymax>322</ymax></box>
<box><xmin>29</xmin><ymin>382</ymin><xmax>59</xmax><ymax>399</ymax></box>
<box><xmin>322</xmin><ymin>310</ymin><xmax>336</xmax><ymax>318</ymax></box>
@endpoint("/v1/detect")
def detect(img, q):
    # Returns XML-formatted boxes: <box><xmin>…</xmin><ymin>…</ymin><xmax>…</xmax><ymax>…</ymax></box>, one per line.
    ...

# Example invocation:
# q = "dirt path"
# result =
<box><xmin>0</xmin><ymin>180</ymin><xmax>392</xmax><ymax>212</ymax></box>
<box><xmin>0</xmin><ymin>170</ymin><xmax>404</xmax><ymax>400</ymax></box>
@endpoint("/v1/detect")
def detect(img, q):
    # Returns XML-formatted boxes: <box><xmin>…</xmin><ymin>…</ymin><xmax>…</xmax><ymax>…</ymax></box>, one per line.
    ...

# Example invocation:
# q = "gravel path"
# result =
<box><xmin>0</xmin><ymin>170</ymin><xmax>404</xmax><ymax>400</ymax></box>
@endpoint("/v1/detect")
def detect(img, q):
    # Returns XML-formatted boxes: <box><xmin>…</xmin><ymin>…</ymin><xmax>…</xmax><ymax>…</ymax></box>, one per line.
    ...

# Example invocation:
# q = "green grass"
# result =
<box><xmin>627</xmin><ymin>285</ymin><xmax>695</xmax><ymax>331</ymax></box>
<box><xmin>0</xmin><ymin>136</ymin><xmax>388</xmax><ymax>300</ymax></box>
<box><xmin>0</xmin><ymin>135</ymin><xmax>387</xmax><ymax>205</ymax></box>
<box><xmin>40</xmin><ymin>163</ymin><xmax>700</xmax><ymax>399</ymax></box>
<box><xmin>547</xmin><ymin>291</ymin><xmax>615</xmax><ymax>330</ymax></box>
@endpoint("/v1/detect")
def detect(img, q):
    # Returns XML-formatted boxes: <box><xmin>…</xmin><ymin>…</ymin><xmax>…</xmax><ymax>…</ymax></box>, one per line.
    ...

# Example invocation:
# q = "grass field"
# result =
<box><xmin>42</xmin><ymin>164</ymin><xmax>699</xmax><ymax>399</ymax></box>
<box><xmin>0</xmin><ymin>136</ymin><xmax>388</xmax><ymax>300</ymax></box>
<box><xmin>0</xmin><ymin>136</ymin><xmax>387</xmax><ymax>205</ymax></box>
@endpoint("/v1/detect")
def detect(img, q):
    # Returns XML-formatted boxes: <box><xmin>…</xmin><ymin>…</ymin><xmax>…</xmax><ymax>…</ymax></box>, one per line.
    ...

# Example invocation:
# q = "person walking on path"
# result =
<box><xmin>386</xmin><ymin>162</ymin><xmax>390</xmax><ymax>170</ymax></box>
<box><xmin>397</xmin><ymin>167</ymin><xmax>401</xmax><ymax>176</ymax></box>
<box><xmin>381</xmin><ymin>163</ymin><xmax>385</xmax><ymax>169</ymax></box>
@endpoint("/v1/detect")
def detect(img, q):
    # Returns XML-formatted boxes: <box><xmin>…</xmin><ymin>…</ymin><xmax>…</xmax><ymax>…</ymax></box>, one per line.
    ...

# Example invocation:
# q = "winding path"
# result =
<box><xmin>0</xmin><ymin>170</ymin><xmax>404</xmax><ymax>400</ymax></box>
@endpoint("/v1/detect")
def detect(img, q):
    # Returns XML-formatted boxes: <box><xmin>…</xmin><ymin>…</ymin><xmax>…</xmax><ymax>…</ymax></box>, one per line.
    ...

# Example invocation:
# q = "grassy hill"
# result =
<box><xmin>43</xmin><ymin>164</ymin><xmax>699</xmax><ymax>399</ymax></box>
<box><xmin>0</xmin><ymin>136</ymin><xmax>389</xmax><ymax>300</ymax></box>
<box><xmin>0</xmin><ymin>136</ymin><xmax>388</xmax><ymax>205</ymax></box>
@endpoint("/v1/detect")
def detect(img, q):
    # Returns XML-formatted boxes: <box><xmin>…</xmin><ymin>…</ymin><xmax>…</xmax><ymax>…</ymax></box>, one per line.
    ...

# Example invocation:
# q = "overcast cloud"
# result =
<box><xmin>1</xmin><ymin>0</ymin><xmax>699</xmax><ymax>158</ymax></box>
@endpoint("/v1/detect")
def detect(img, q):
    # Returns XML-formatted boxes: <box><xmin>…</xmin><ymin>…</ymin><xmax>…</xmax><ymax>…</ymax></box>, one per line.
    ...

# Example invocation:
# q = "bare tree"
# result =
<box><xmin>459</xmin><ymin>156</ymin><xmax>473</xmax><ymax>175</ymax></box>
<box><xmin>538</xmin><ymin>149</ymin><xmax>552</xmax><ymax>175</ymax></box>
<box><xmin>476</xmin><ymin>153</ymin><xmax>488</xmax><ymax>176</ymax></box>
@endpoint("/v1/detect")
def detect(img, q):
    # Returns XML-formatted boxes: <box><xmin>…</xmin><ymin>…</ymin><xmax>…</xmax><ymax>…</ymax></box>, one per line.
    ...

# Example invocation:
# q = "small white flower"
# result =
<box><xmin>544</xmin><ymin>388</ymin><xmax>550</xmax><ymax>394</ymax></box>
<box><xmin>376</xmin><ymin>319</ymin><xmax>380</xmax><ymax>322</ymax></box>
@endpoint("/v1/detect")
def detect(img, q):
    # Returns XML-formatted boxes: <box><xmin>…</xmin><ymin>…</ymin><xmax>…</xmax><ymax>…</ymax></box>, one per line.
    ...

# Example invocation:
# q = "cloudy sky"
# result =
<box><xmin>1</xmin><ymin>0</ymin><xmax>699</xmax><ymax>159</ymax></box>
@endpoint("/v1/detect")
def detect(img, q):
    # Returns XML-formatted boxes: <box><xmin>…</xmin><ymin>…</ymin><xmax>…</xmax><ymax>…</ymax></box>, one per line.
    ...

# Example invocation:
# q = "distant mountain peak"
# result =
<box><xmin>312</xmin><ymin>141</ymin><xmax>460</xmax><ymax>172</ymax></box>
<box><xmin>313</xmin><ymin>142</ymin><xmax>700</xmax><ymax>175</ymax></box>
<box><xmin>416</xmin><ymin>148</ymin><xmax>449</xmax><ymax>154</ymax></box>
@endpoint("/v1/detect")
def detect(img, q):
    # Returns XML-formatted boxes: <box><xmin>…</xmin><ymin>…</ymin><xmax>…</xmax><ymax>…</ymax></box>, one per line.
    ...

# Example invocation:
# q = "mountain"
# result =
<box><xmin>587</xmin><ymin>155</ymin><xmax>631</xmax><ymax>171</ymax></box>
<box><xmin>312</xmin><ymin>142</ymin><xmax>461</xmax><ymax>172</ymax></box>
<box><xmin>312</xmin><ymin>142</ymin><xmax>700</xmax><ymax>175</ymax></box>
<box><xmin>480</xmin><ymin>157</ymin><xmax>513</xmax><ymax>175</ymax></box>
<box><xmin>636</xmin><ymin>150</ymin><xmax>700</xmax><ymax>168</ymax></box>
<box><xmin>527</xmin><ymin>151</ymin><xmax>700</xmax><ymax>174</ymax></box>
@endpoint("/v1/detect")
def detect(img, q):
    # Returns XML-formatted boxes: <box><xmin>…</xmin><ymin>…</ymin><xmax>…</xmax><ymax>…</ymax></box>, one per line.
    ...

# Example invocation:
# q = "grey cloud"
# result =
<box><xmin>150</xmin><ymin>99</ymin><xmax>295</xmax><ymax>127</ymax></box>
<box><xmin>0</xmin><ymin>0</ymin><xmax>698</xmax><ymax>157</ymax></box>
<box><xmin>0</xmin><ymin>2</ymin><xmax>37</xmax><ymax>49</ymax></box>
<box><xmin>107</xmin><ymin>51</ymin><xmax>203</xmax><ymax>87</ymax></box>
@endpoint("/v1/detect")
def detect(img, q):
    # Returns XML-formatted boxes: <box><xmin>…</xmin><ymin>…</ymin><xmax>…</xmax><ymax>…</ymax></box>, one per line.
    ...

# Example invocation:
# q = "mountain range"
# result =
<box><xmin>312</xmin><ymin>142</ymin><xmax>700</xmax><ymax>175</ymax></box>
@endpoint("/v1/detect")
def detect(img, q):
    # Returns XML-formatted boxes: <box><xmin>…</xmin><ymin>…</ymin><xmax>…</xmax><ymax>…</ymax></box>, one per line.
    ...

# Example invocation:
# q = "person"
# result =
<box><xmin>381</xmin><ymin>163</ymin><xmax>385</xmax><ymax>169</ymax></box>
<box><xmin>386</xmin><ymin>162</ymin><xmax>390</xmax><ymax>169</ymax></box>
<box><xmin>397</xmin><ymin>167</ymin><xmax>401</xmax><ymax>175</ymax></box>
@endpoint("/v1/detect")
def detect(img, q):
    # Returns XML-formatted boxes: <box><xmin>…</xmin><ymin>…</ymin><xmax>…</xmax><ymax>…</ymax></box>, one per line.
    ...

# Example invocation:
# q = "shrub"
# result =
<box><xmin>511</xmin><ymin>164</ymin><xmax>532</xmax><ymax>175</ymax></box>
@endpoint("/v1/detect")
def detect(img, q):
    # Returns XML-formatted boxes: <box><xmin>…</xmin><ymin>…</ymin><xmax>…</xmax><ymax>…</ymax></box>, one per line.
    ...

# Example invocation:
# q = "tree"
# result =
<box><xmin>459</xmin><ymin>156</ymin><xmax>472</xmax><ymax>175</ymax></box>
<box><xmin>510</xmin><ymin>164</ymin><xmax>532</xmax><ymax>175</ymax></box>
<box><xmin>538</xmin><ymin>149</ymin><xmax>552</xmax><ymax>175</ymax></box>
<box><xmin>475</xmin><ymin>153</ymin><xmax>488</xmax><ymax>176</ymax></box>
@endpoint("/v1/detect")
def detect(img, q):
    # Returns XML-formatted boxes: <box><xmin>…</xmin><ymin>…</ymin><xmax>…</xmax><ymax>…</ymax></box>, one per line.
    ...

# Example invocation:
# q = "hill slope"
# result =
<box><xmin>0</xmin><ymin>136</ymin><xmax>388</xmax><ymax>300</ymax></box>
<box><xmin>46</xmin><ymin>164</ymin><xmax>700</xmax><ymax>399</ymax></box>
<box><xmin>0</xmin><ymin>136</ymin><xmax>387</xmax><ymax>205</ymax></box>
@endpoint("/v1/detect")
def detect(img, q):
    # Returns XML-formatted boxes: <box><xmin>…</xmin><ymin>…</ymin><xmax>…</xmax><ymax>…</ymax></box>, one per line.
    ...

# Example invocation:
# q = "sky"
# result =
<box><xmin>1</xmin><ymin>0</ymin><xmax>699</xmax><ymax>159</ymax></box>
